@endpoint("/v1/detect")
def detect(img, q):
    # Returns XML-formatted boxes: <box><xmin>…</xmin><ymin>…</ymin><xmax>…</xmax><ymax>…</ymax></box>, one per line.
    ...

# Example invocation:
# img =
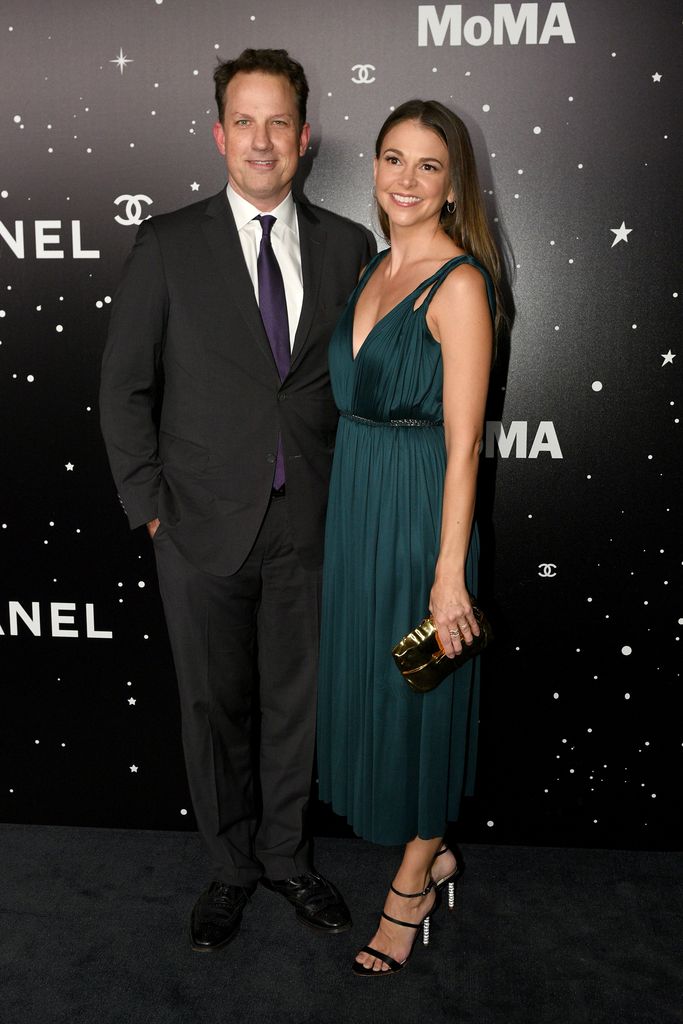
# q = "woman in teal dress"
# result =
<box><xmin>316</xmin><ymin>99</ymin><xmax>505</xmax><ymax>976</ymax></box>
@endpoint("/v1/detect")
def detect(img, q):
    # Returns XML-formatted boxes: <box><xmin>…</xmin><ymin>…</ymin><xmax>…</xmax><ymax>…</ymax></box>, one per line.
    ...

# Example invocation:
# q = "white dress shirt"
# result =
<box><xmin>226</xmin><ymin>184</ymin><xmax>303</xmax><ymax>349</ymax></box>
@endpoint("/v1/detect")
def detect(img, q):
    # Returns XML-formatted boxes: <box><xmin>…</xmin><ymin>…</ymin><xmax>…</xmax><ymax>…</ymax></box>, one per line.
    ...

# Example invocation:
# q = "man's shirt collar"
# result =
<box><xmin>226</xmin><ymin>184</ymin><xmax>297</xmax><ymax>235</ymax></box>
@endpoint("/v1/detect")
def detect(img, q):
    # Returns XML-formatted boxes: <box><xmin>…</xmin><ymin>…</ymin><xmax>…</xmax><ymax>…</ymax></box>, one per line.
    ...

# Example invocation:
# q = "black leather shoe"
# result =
<box><xmin>189</xmin><ymin>880</ymin><xmax>249</xmax><ymax>952</ymax></box>
<box><xmin>261</xmin><ymin>870</ymin><xmax>352</xmax><ymax>933</ymax></box>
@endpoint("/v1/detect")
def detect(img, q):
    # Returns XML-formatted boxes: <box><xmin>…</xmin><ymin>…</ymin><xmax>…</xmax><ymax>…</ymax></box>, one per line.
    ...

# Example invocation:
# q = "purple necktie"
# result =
<box><xmin>256</xmin><ymin>215</ymin><xmax>290</xmax><ymax>490</ymax></box>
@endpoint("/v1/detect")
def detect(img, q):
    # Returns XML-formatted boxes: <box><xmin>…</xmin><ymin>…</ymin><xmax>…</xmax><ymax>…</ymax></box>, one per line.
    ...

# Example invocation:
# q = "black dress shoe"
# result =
<box><xmin>189</xmin><ymin>880</ymin><xmax>249</xmax><ymax>952</ymax></box>
<box><xmin>261</xmin><ymin>870</ymin><xmax>352</xmax><ymax>933</ymax></box>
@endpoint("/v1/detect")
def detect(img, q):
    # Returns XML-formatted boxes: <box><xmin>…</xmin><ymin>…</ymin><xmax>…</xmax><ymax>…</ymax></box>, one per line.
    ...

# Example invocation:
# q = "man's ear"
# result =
<box><xmin>213</xmin><ymin>121</ymin><xmax>226</xmax><ymax>156</ymax></box>
<box><xmin>298</xmin><ymin>122</ymin><xmax>311</xmax><ymax>158</ymax></box>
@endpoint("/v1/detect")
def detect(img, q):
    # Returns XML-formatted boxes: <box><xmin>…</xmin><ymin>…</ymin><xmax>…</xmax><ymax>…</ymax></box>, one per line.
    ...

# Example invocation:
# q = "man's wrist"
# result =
<box><xmin>146</xmin><ymin>517</ymin><xmax>160</xmax><ymax>538</ymax></box>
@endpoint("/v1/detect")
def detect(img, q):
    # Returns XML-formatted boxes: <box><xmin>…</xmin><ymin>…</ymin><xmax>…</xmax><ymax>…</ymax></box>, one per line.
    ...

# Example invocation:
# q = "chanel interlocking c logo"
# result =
<box><xmin>538</xmin><ymin>563</ymin><xmax>557</xmax><ymax>578</ymax></box>
<box><xmin>351</xmin><ymin>64</ymin><xmax>376</xmax><ymax>84</ymax></box>
<box><xmin>114</xmin><ymin>194</ymin><xmax>153</xmax><ymax>226</ymax></box>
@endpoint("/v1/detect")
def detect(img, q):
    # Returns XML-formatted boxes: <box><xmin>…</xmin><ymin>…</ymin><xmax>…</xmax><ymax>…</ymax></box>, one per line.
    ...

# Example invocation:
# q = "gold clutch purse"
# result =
<box><xmin>391</xmin><ymin>606</ymin><xmax>493</xmax><ymax>694</ymax></box>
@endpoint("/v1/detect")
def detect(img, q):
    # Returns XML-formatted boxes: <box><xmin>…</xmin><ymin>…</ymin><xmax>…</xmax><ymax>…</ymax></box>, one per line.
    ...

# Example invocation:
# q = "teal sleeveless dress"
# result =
<box><xmin>317</xmin><ymin>250</ymin><xmax>495</xmax><ymax>845</ymax></box>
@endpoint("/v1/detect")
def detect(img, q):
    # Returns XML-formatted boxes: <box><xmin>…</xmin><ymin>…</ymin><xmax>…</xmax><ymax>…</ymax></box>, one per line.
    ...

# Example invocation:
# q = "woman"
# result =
<box><xmin>316</xmin><ymin>99</ymin><xmax>505</xmax><ymax>976</ymax></box>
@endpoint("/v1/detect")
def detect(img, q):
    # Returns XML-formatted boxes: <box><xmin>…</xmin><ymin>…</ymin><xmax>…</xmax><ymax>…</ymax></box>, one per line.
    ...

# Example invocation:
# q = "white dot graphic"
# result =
<box><xmin>533</xmin><ymin>126</ymin><xmax>541</xmax><ymax>134</ymax></box>
<box><xmin>592</xmin><ymin>381</ymin><xmax>603</xmax><ymax>392</ymax></box>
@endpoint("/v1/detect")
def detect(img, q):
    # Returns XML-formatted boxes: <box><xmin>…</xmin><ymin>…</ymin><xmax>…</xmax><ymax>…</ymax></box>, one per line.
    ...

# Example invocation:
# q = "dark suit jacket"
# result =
<box><xmin>100</xmin><ymin>188</ymin><xmax>375</xmax><ymax>575</ymax></box>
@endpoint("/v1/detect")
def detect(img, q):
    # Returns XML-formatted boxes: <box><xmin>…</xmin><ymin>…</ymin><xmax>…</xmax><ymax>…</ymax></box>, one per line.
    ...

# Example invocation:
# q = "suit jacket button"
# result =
<box><xmin>278</xmin><ymin>393</ymin><xmax>287</xmax><ymax>401</ymax></box>
<box><xmin>265</xmin><ymin>453</ymin><xmax>276</xmax><ymax>464</ymax></box>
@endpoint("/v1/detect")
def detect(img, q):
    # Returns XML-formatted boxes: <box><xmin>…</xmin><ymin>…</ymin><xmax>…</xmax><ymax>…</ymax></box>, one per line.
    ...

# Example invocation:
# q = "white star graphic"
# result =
<box><xmin>661</xmin><ymin>350</ymin><xmax>675</xmax><ymax>366</ymax></box>
<box><xmin>65</xmin><ymin>462</ymin><xmax>74</xmax><ymax>471</ymax></box>
<box><xmin>610</xmin><ymin>222</ymin><xmax>632</xmax><ymax>247</ymax></box>
<box><xmin>129</xmin><ymin>764</ymin><xmax>138</xmax><ymax>773</ymax></box>
<box><xmin>111</xmin><ymin>48</ymin><xmax>133</xmax><ymax>75</ymax></box>
<box><xmin>190</xmin><ymin>182</ymin><xmax>200</xmax><ymax>192</ymax></box>
<box><xmin>128</xmin><ymin>697</ymin><xmax>137</xmax><ymax>705</ymax></box>
<box><xmin>652</xmin><ymin>72</ymin><xmax>662</xmax><ymax>83</ymax></box>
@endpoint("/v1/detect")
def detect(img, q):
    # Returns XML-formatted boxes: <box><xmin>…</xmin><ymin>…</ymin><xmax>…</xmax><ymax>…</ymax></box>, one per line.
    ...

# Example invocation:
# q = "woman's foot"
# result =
<box><xmin>430</xmin><ymin>845</ymin><xmax>458</xmax><ymax>887</ymax></box>
<box><xmin>354</xmin><ymin>882</ymin><xmax>436</xmax><ymax>974</ymax></box>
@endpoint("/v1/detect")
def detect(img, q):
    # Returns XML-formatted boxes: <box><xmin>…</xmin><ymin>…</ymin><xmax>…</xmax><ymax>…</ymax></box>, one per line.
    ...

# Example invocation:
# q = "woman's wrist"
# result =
<box><xmin>433</xmin><ymin>561</ymin><xmax>466</xmax><ymax>584</ymax></box>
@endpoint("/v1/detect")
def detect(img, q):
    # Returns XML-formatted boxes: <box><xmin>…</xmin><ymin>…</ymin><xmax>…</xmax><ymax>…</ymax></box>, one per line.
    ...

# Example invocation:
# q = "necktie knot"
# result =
<box><xmin>256</xmin><ymin>214</ymin><xmax>276</xmax><ymax>240</ymax></box>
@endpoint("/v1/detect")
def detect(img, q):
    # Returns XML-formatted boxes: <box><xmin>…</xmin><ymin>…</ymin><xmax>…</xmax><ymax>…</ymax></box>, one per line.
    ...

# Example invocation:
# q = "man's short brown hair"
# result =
<box><xmin>214</xmin><ymin>48</ymin><xmax>309</xmax><ymax>126</ymax></box>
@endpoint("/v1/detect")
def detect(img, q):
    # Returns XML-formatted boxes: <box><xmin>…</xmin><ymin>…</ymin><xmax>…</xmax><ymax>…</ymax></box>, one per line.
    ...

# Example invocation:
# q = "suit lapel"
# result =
<box><xmin>201</xmin><ymin>190</ymin><xmax>278</xmax><ymax>376</ymax></box>
<box><xmin>291</xmin><ymin>199</ymin><xmax>326</xmax><ymax>371</ymax></box>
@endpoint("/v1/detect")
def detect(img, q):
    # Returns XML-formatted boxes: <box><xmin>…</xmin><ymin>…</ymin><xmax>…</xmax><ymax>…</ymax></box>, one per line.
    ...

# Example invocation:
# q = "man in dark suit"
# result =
<box><xmin>100</xmin><ymin>48</ymin><xmax>374</xmax><ymax>952</ymax></box>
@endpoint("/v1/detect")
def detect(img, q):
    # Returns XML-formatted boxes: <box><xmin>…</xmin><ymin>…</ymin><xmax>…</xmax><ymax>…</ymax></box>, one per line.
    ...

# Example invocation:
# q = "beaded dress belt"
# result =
<box><xmin>339</xmin><ymin>411</ymin><xmax>444</xmax><ymax>428</ymax></box>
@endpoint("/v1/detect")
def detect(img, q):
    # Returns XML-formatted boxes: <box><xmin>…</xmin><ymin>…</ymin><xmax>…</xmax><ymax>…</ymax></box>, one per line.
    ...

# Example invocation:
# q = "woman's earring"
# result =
<box><xmin>445</xmin><ymin>200</ymin><xmax>456</xmax><ymax>215</ymax></box>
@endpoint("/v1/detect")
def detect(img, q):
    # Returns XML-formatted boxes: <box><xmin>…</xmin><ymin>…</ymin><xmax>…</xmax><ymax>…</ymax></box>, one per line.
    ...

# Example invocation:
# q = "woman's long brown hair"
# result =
<box><xmin>375</xmin><ymin>99</ymin><xmax>506</xmax><ymax>338</ymax></box>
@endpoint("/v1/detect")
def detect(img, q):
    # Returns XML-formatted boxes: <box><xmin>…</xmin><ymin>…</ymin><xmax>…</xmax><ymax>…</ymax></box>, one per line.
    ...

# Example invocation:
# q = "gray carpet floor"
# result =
<box><xmin>1</xmin><ymin>824</ymin><xmax>681</xmax><ymax>1024</ymax></box>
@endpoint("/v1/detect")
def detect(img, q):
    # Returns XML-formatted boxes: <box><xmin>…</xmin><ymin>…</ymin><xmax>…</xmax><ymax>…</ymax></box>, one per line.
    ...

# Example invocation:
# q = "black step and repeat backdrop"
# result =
<box><xmin>1</xmin><ymin>1</ymin><xmax>680</xmax><ymax>848</ymax></box>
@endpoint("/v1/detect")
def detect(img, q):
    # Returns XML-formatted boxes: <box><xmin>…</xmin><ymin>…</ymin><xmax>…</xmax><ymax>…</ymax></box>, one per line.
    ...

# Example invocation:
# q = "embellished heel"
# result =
<box><xmin>431</xmin><ymin>845</ymin><xmax>463</xmax><ymax>912</ymax></box>
<box><xmin>352</xmin><ymin>880</ymin><xmax>439</xmax><ymax>977</ymax></box>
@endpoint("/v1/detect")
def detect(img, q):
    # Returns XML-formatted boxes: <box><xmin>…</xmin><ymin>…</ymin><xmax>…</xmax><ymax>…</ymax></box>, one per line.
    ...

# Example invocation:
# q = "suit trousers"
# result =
<box><xmin>153</xmin><ymin>495</ymin><xmax>321</xmax><ymax>885</ymax></box>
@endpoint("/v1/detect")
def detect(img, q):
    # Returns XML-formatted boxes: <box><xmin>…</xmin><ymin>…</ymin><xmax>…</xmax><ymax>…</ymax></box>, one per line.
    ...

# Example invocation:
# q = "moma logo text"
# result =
<box><xmin>419</xmin><ymin>3</ymin><xmax>576</xmax><ymax>46</ymax></box>
<box><xmin>484</xmin><ymin>421</ymin><xmax>563</xmax><ymax>458</ymax></box>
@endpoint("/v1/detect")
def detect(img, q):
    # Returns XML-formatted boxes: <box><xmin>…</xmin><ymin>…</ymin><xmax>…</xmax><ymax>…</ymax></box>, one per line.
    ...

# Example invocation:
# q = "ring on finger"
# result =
<box><xmin>449</xmin><ymin>628</ymin><xmax>462</xmax><ymax>641</ymax></box>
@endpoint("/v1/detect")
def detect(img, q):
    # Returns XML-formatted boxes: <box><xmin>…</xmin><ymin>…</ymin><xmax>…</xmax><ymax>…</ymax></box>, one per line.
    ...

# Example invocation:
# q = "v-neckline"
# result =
<box><xmin>350</xmin><ymin>252</ymin><xmax>469</xmax><ymax>363</ymax></box>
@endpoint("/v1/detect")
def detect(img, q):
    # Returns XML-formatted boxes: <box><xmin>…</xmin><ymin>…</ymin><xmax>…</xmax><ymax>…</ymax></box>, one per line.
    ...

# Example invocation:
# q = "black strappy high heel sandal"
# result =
<box><xmin>431</xmin><ymin>845</ymin><xmax>463</xmax><ymax>911</ymax></box>
<box><xmin>352</xmin><ymin>880</ymin><xmax>439</xmax><ymax>977</ymax></box>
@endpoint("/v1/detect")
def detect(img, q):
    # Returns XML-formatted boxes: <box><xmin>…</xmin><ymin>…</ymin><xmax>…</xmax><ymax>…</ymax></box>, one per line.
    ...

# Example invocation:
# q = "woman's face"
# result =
<box><xmin>374</xmin><ymin>119</ymin><xmax>454</xmax><ymax>229</ymax></box>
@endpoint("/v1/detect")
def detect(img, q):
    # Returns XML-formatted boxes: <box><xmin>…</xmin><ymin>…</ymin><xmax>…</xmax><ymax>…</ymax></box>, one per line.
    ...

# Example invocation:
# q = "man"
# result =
<box><xmin>100</xmin><ymin>48</ymin><xmax>374</xmax><ymax>952</ymax></box>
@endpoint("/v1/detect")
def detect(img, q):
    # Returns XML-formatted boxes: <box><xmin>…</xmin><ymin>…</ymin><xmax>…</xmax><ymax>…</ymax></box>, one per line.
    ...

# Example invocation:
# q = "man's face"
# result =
<box><xmin>213</xmin><ymin>71</ymin><xmax>310</xmax><ymax>212</ymax></box>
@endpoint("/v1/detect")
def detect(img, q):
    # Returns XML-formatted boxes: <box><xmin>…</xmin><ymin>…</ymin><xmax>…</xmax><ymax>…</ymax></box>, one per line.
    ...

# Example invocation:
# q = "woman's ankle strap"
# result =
<box><xmin>390</xmin><ymin>880</ymin><xmax>434</xmax><ymax>899</ymax></box>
